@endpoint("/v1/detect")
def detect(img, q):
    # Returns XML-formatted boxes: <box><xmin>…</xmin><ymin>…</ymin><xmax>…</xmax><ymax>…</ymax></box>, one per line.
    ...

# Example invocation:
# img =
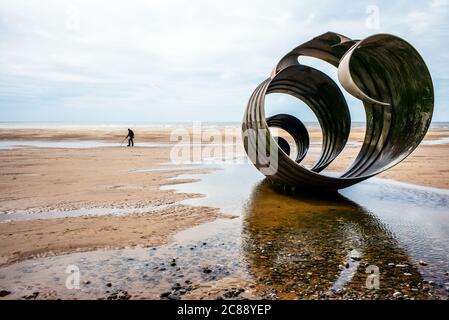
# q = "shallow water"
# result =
<box><xmin>0</xmin><ymin>140</ymin><xmax>159</xmax><ymax>149</ymax></box>
<box><xmin>0</xmin><ymin>163</ymin><xmax>448</xmax><ymax>299</ymax></box>
<box><xmin>0</xmin><ymin>204</ymin><xmax>176</xmax><ymax>223</ymax></box>
<box><xmin>0</xmin><ymin>140</ymin><xmax>239</xmax><ymax>149</ymax></box>
<box><xmin>0</xmin><ymin>136</ymin><xmax>447</xmax><ymax>151</ymax></box>
<box><xmin>165</xmin><ymin>164</ymin><xmax>449</xmax><ymax>298</ymax></box>
<box><xmin>421</xmin><ymin>137</ymin><xmax>449</xmax><ymax>145</ymax></box>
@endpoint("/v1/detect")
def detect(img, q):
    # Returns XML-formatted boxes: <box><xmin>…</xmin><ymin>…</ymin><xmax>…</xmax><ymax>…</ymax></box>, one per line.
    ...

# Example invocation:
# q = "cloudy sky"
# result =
<box><xmin>0</xmin><ymin>0</ymin><xmax>448</xmax><ymax>122</ymax></box>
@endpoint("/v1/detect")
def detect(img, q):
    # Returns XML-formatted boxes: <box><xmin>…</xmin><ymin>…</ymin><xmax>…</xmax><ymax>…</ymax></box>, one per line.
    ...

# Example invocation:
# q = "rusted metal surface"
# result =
<box><xmin>242</xmin><ymin>32</ymin><xmax>434</xmax><ymax>191</ymax></box>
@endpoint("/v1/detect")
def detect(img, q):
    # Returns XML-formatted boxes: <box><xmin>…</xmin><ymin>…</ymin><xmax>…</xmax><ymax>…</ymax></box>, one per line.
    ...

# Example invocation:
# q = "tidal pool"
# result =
<box><xmin>0</xmin><ymin>163</ymin><xmax>448</xmax><ymax>299</ymax></box>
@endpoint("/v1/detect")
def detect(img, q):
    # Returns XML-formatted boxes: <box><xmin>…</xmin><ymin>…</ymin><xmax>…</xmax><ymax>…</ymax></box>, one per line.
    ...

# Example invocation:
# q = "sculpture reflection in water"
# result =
<box><xmin>241</xmin><ymin>181</ymin><xmax>432</xmax><ymax>299</ymax></box>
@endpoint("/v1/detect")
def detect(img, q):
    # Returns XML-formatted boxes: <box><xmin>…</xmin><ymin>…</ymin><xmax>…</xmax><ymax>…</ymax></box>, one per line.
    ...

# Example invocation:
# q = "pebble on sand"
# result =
<box><xmin>0</xmin><ymin>290</ymin><xmax>11</xmax><ymax>297</ymax></box>
<box><xmin>419</xmin><ymin>260</ymin><xmax>428</xmax><ymax>266</ymax></box>
<box><xmin>202</xmin><ymin>265</ymin><xmax>212</xmax><ymax>273</ymax></box>
<box><xmin>168</xmin><ymin>293</ymin><xmax>180</xmax><ymax>300</ymax></box>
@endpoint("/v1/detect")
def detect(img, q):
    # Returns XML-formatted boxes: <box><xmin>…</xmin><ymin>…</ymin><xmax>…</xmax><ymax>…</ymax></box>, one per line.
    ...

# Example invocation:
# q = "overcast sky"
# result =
<box><xmin>0</xmin><ymin>0</ymin><xmax>448</xmax><ymax>122</ymax></box>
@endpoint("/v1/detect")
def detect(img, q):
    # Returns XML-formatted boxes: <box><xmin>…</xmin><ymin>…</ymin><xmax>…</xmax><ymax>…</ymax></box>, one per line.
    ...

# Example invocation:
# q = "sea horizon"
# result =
<box><xmin>0</xmin><ymin>120</ymin><xmax>448</xmax><ymax>129</ymax></box>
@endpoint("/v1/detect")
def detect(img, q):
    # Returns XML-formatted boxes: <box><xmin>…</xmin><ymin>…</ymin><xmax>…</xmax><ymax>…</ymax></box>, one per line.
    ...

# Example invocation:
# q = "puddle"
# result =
<box><xmin>0</xmin><ymin>140</ymin><xmax>171</xmax><ymax>149</ymax></box>
<box><xmin>1</xmin><ymin>163</ymin><xmax>449</xmax><ymax>299</ymax></box>
<box><xmin>421</xmin><ymin>137</ymin><xmax>449</xmax><ymax>145</ymax></box>
<box><xmin>0</xmin><ymin>140</ymin><xmax>240</xmax><ymax>150</ymax></box>
<box><xmin>132</xmin><ymin>167</ymin><xmax>202</xmax><ymax>173</ymax></box>
<box><xmin>0</xmin><ymin>204</ymin><xmax>176</xmax><ymax>223</ymax></box>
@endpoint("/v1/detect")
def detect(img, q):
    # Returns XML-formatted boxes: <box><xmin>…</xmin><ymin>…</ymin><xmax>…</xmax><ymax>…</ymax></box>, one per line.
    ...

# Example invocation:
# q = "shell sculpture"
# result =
<box><xmin>242</xmin><ymin>32</ymin><xmax>434</xmax><ymax>191</ymax></box>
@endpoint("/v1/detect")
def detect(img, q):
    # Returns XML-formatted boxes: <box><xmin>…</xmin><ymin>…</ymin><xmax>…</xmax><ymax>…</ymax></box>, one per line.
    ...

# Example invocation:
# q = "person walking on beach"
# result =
<box><xmin>126</xmin><ymin>128</ymin><xmax>134</xmax><ymax>147</ymax></box>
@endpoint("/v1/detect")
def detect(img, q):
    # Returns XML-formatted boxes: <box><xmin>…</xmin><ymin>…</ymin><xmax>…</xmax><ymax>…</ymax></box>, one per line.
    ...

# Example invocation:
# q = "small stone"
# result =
<box><xmin>388</xmin><ymin>263</ymin><xmax>395</xmax><ymax>267</ymax></box>
<box><xmin>106</xmin><ymin>282</ymin><xmax>112</xmax><ymax>287</ymax></box>
<box><xmin>171</xmin><ymin>283</ymin><xmax>182</xmax><ymax>290</ymax></box>
<box><xmin>345</xmin><ymin>262</ymin><xmax>350</xmax><ymax>268</ymax></box>
<box><xmin>223</xmin><ymin>290</ymin><xmax>241</xmax><ymax>298</ymax></box>
<box><xmin>83</xmin><ymin>280</ymin><xmax>91</xmax><ymax>285</ymax></box>
<box><xmin>404</xmin><ymin>273</ymin><xmax>412</xmax><ymax>276</ymax></box>
<box><xmin>116</xmin><ymin>290</ymin><xmax>130</xmax><ymax>300</ymax></box>
<box><xmin>160</xmin><ymin>292</ymin><xmax>171</xmax><ymax>298</ymax></box>
<box><xmin>23</xmin><ymin>292</ymin><xmax>39</xmax><ymax>300</ymax></box>
<box><xmin>349</xmin><ymin>249</ymin><xmax>362</xmax><ymax>261</ymax></box>
<box><xmin>202</xmin><ymin>265</ymin><xmax>212</xmax><ymax>273</ymax></box>
<box><xmin>0</xmin><ymin>290</ymin><xmax>11</xmax><ymax>297</ymax></box>
<box><xmin>168</xmin><ymin>293</ymin><xmax>180</xmax><ymax>300</ymax></box>
<box><xmin>393</xmin><ymin>291</ymin><xmax>403</xmax><ymax>299</ymax></box>
<box><xmin>419</xmin><ymin>260</ymin><xmax>428</xmax><ymax>266</ymax></box>
<box><xmin>265</xmin><ymin>280</ymin><xmax>273</xmax><ymax>285</ymax></box>
<box><xmin>107</xmin><ymin>290</ymin><xmax>130</xmax><ymax>300</ymax></box>
<box><xmin>396</xmin><ymin>264</ymin><xmax>408</xmax><ymax>268</ymax></box>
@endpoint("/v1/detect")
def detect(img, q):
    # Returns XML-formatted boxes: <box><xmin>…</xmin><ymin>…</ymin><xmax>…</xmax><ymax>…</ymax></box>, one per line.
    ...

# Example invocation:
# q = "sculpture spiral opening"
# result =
<box><xmin>242</xmin><ymin>32</ymin><xmax>434</xmax><ymax>191</ymax></box>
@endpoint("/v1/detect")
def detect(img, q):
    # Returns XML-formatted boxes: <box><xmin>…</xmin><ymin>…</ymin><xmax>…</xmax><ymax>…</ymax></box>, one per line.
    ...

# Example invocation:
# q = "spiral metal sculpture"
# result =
<box><xmin>242</xmin><ymin>32</ymin><xmax>434</xmax><ymax>191</ymax></box>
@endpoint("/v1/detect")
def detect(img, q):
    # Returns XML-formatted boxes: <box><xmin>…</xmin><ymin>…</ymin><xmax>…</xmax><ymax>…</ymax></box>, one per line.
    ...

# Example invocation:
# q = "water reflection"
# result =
<box><xmin>241</xmin><ymin>180</ymin><xmax>442</xmax><ymax>299</ymax></box>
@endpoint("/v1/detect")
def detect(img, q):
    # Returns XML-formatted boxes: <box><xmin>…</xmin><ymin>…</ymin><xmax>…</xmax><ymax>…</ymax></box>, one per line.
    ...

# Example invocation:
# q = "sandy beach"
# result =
<box><xmin>0</xmin><ymin>125</ymin><xmax>449</xmax><ymax>300</ymax></box>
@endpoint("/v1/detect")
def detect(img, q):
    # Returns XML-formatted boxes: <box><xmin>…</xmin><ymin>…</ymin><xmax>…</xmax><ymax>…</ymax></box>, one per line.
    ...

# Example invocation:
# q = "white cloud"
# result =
<box><xmin>0</xmin><ymin>0</ymin><xmax>448</xmax><ymax>121</ymax></box>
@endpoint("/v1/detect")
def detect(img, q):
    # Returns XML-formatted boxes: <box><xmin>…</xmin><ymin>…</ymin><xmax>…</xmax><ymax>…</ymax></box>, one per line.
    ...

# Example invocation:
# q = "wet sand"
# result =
<box><xmin>0</xmin><ymin>125</ymin><xmax>448</xmax><ymax>300</ymax></box>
